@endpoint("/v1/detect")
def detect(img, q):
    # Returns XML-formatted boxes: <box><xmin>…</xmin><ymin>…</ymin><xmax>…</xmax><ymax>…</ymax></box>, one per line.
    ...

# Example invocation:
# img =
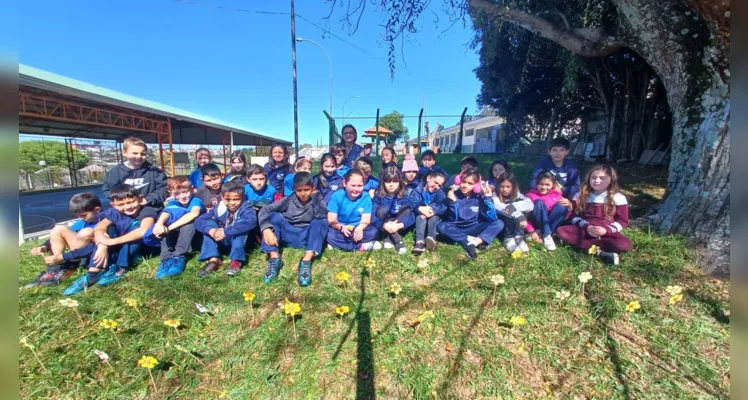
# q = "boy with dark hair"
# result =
<box><xmin>25</xmin><ymin>192</ymin><xmax>103</xmax><ymax>288</ymax></box>
<box><xmin>354</xmin><ymin>156</ymin><xmax>380</xmax><ymax>198</ymax></box>
<box><xmin>244</xmin><ymin>164</ymin><xmax>276</xmax><ymax>208</ymax></box>
<box><xmin>102</xmin><ymin>137</ymin><xmax>169</xmax><ymax>209</ymax></box>
<box><xmin>410</xmin><ymin>171</ymin><xmax>448</xmax><ymax>254</ymax></box>
<box><xmin>189</xmin><ymin>147</ymin><xmax>213</xmax><ymax>188</ymax></box>
<box><xmin>195</xmin><ymin>181</ymin><xmax>257</xmax><ymax>277</ymax></box>
<box><xmin>62</xmin><ymin>184</ymin><xmax>158</xmax><ymax>295</ymax></box>
<box><xmin>147</xmin><ymin>177</ymin><xmax>205</xmax><ymax>279</ymax></box>
<box><xmin>529</xmin><ymin>137</ymin><xmax>580</xmax><ymax>204</ymax></box>
<box><xmin>258</xmin><ymin>172</ymin><xmax>328</xmax><ymax>286</ymax></box>
<box><xmin>417</xmin><ymin>150</ymin><xmax>450</xmax><ymax>184</ymax></box>
<box><xmin>195</xmin><ymin>163</ymin><xmax>223</xmax><ymax>211</ymax></box>
<box><xmin>445</xmin><ymin>155</ymin><xmax>479</xmax><ymax>188</ymax></box>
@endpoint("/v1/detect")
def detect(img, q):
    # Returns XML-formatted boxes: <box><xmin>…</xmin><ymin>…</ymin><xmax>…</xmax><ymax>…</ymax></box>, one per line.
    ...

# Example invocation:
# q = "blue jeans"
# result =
<box><xmin>529</xmin><ymin>200</ymin><xmax>567</xmax><ymax>237</ymax></box>
<box><xmin>260</xmin><ymin>212</ymin><xmax>327</xmax><ymax>255</ymax></box>
<box><xmin>327</xmin><ymin>225</ymin><xmax>380</xmax><ymax>251</ymax></box>
<box><xmin>198</xmin><ymin>220</ymin><xmax>248</xmax><ymax>262</ymax></box>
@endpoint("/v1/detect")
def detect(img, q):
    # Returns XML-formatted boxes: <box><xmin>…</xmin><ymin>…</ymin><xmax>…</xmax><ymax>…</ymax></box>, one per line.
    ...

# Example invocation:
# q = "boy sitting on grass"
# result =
<box><xmin>195</xmin><ymin>181</ymin><xmax>257</xmax><ymax>277</ymax></box>
<box><xmin>417</xmin><ymin>150</ymin><xmax>450</xmax><ymax>184</ymax></box>
<box><xmin>444</xmin><ymin>155</ymin><xmax>478</xmax><ymax>188</ymax></box>
<box><xmin>147</xmin><ymin>177</ymin><xmax>205</xmax><ymax>279</ymax></box>
<box><xmin>195</xmin><ymin>163</ymin><xmax>223</xmax><ymax>211</ymax></box>
<box><xmin>63</xmin><ymin>184</ymin><xmax>158</xmax><ymax>295</ymax></box>
<box><xmin>25</xmin><ymin>192</ymin><xmax>103</xmax><ymax>288</ymax></box>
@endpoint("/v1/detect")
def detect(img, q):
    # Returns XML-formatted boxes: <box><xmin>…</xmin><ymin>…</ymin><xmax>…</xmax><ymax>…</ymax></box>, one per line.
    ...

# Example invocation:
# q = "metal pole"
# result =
<box><xmin>375</xmin><ymin>108</ymin><xmax>380</xmax><ymax>157</ymax></box>
<box><xmin>457</xmin><ymin>107</ymin><xmax>468</xmax><ymax>154</ymax></box>
<box><xmin>416</xmin><ymin>108</ymin><xmax>424</xmax><ymax>154</ymax></box>
<box><xmin>342</xmin><ymin>96</ymin><xmax>359</xmax><ymax>125</ymax></box>
<box><xmin>291</xmin><ymin>0</ymin><xmax>300</xmax><ymax>157</ymax></box>
<box><xmin>297</xmin><ymin>38</ymin><xmax>333</xmax><ymax>117</ymax></box>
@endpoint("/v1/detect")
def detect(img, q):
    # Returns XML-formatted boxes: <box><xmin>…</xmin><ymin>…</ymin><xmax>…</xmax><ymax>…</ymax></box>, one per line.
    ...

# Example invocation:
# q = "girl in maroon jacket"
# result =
<box><xmin>556</xmin><ymin>165</ymin><xmax>632</xmax><ymax>265</ymax></box>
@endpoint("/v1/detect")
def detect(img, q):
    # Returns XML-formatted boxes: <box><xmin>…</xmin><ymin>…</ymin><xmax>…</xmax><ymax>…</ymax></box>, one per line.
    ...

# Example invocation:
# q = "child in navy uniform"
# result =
<box><xmin>401</xmin><ymin>153</ymin><xmax>420</xmax><ymax>195</ymax></box>
<box><xmin>354</xmin><ymin>156</ymin><xmax>380</xmax><ymax>198</ymax></box>
<box><xmin>487</xmin><ymin>160</ymin><xmax>510</xmax><ymax>188</ymax></box>
<box><xmin>224</xmin><ymin>150</ymin><xmax>247</xmax><ymax>183</ymax></box>
<box><xmin>283</xmin><ymin>157</ymin><xmax>312</xmax><ymax>196</ymax></box>
<box><xmin>259</xmin><ymin>172</ymin><xmax>328</xmax><ymax>286</ymax></box>
<box><xmin>410</xmin><ymin>170</ymin><xmax>448</xmax><ymax>254</ymax></box>
<box><xmin>488</xmin><ymin>172</ymin><xmax>533</xmax><ymax>253</ymax></box>
<box><xmin>379</xmin><ymin>146</ymin><xmax>398</xmax><ymax>179</ymax></box>
<box><xmin>417</xmin><ymin>150</ymin><xmax>450</xmax><ymax>184</ymax></box>
<box><xmin>331</xmin><ymin>143</ymin><xmax>350</xmax><ymax>178</ymax></box>
<box><xmin>444</xmin><ymin>155</ymin><xmax>478</xmax><ymax>188</ymax></box>
<box><xmin>315</xmin><ymin>153</ymin><xmax>344</xmax><ymax>201</ymax></box>
<box><xmin>529</xmin><ymin>137</ymin><xmax>580</xmax><ymax>204</ymax></box>
<box><xmin>437</xmin><ymin>168</ymin><xmax>503</xmax><ymax>259</ymax></box>
<box><xmin>26</xmin><ymin>193</ymin><xmax>103</xmax><ymax>288</ymax></box>
<box><xmin>244</xmin><ymin>164</ymin><xmax>276</xmax><ymax>208</ymax></box>
<box><xmin>195</xmin><ymin>163</ymin><xmax>223</xmax><ymax>211</ymax></box>
<box><xmin>102</xmin><ymin>137</ymin><xmax>168</xmax><ymax>209</ymax></box>
<box><xmin>195</xmin><ymin>181</ymin><xmax>257</xmax><ymax>277</ymax></box>
<box><xmin>556</xmin><ymin>165</ymin><xmax>632</xmax><ymax>265</ymax></box>
<box><xmin>372</xmin><ymin>167</ymin><xmax>415</xmax><ymax>255</ymax></box>
<box><xmin>265</xmin><ymin>143</ymin><xmax>292</xmax><ymax>202</ymax></box>
<box><xmin>63</xmin><ymin>184</ymin><xmax>158</xmax><ymax>295</ymax></box>
<box><xmin>147</xmin><ymin>177</ymin><xmax>205</xmax><ymax>279</ymax></box>
<box><xmin>326</xmin><ymin>169</ymin><xmax>382</xmax><ymax>252</ymax></box>
<box><xmin>188</xmin><ymin>148</ymin><xmax>213</xmax><ymax>188</ymax></box>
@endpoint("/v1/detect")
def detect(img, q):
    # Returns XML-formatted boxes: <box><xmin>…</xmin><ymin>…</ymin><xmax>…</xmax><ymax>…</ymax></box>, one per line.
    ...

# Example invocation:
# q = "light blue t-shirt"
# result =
<box><xmin>327</xmin><ymin>189</ymin><xmax>372</xmax><ymax>226</ymax></box>
<box><xmin>167</xmin><ymin>196</ymin><xmax>205</xmax><ymax>213</ymax></box>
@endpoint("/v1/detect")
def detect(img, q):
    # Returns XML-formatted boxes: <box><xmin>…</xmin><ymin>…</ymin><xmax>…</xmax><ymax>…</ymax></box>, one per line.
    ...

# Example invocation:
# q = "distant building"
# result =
<box><xmin>429</xmin><ymin>115</ymin><xmax>506</xmax><ymax>154</ymax></box>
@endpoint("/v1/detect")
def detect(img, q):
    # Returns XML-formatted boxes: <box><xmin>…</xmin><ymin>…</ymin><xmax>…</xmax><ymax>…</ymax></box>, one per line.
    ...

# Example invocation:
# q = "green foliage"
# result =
<box><xmin>19</xmin><ymin>140</ymin><xmax>89</xmax><ymax>173</ymax></box>
<box><xmin>378</xmin><ymin>110</ymin><xmax>410</xmax><ymax>145</ymax></box>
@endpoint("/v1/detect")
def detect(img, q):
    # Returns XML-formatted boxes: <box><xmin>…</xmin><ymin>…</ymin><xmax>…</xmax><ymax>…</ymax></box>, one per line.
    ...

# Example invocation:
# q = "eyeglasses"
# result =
<box><xmin>342</xmin><ymin>131</ymin><xmax>355</xmax><ymax>135</ymax></box>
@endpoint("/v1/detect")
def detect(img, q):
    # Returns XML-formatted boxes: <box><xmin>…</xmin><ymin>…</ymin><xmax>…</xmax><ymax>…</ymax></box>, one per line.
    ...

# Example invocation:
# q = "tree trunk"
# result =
<box><xmin>615</xmin><ymin>0</ymin><xmax>730</xmax><ymax>276</ymax></box>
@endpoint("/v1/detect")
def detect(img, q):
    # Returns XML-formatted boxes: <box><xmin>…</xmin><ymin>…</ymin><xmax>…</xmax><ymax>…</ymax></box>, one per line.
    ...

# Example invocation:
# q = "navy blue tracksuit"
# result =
<box><xmin>409</xmin><ymin>183</ymin><xmax>448</xmax><ymax>242</ymax></box>
<box><xmin>372</xmin><ymin>194</ymin><xmax>415</xmax><ymax>232</ymax></box>
<box><xmin>437</xmin><ymin>192</ymin><xmax>503</xmax><ymax>246</ymax></box>
<box><xmin>195</xmin><ymin>202</ymin><xmax>257</xmax><ymax>262</ymax></box>
<box><xmin>264</xmin><ymin>163</ymin><xmax>292</xmax><ymax>195</ymax></box>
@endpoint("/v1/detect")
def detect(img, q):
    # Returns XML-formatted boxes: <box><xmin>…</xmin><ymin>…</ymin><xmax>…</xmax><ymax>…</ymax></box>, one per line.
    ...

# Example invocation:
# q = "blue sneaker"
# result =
<box><xmin>297</xmin><ymin>260</ymin><xmax>312</xmax><ymax>287</ymax></box>
<box><xmin>63</xmin><ymin>271</ymin><xmax>102</xmax><ymax>296</ymax></box>
<box><xmin>97</xmin><ymin>265</ymin><xmax>128</xmax><ymax>286</ymax></box>
<box><xmin>263</xmin><ymin>258</ymin><xmax>283</xmax><ymax>284</ymax></box>
<box><xmin>165</xmin><ymin>257</ymin><xmax>185</xmax><ymax>277</ymax></box>
<box><xmin>155</xmin><ymin>259</ymin><xmax>173</xmax><ymax>280</ymax></box>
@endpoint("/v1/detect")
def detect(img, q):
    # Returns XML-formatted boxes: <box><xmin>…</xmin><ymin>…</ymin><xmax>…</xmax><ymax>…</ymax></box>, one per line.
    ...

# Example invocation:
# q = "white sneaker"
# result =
<box><xmin>327</xmin><ymin>244</ymin><xmax>333</xmax><ymax>250</ymax></box>
<box><xmin>543</xmin><ymin>235</ymin><xmax>557</xmax><ymax>251</ymax></box>
<box><xmin>397</xmin><ymin>246</ymin><xmax>408</xmax><ymax>255</ymax></box>
<box><xmin>383</xmin><ymin>240</ymin><xmax>394</xmax><ymax>249</ymax></box>
<box><xmin>503</xmin><ymin>237</ymin><xmax>518</xmax><ymax>253</ymax></box>
<box><xmin>466</xmin><ymin>235</ymin><xmax>476</xmax><ymax>243</ymax></box>
<box><xmin>517</xmin><ymin>240</ymin><xmax>530</xmax><ymax>253</ymax></box>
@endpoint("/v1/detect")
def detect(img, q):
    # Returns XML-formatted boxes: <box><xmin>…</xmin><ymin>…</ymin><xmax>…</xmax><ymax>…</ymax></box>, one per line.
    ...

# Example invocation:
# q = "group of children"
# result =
<box><xmin>26</xmin><ymin>135</ymin><xmax>633</xmax><ymax>295</ymax></box>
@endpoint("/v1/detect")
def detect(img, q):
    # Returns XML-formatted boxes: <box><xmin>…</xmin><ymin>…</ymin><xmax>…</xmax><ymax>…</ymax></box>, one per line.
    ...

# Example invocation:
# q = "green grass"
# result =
<box><xmin>18</xmin><ymin>157</ymin><xmax>729</xmax><ymax>399</ymax></box>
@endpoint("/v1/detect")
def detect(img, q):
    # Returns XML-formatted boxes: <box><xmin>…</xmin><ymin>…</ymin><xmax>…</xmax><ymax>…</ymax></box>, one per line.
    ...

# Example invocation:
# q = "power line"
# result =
<box><xmin>333</xmin><ymin>114</ymin><xmax>471</xmax><ymax>119</ymax></box>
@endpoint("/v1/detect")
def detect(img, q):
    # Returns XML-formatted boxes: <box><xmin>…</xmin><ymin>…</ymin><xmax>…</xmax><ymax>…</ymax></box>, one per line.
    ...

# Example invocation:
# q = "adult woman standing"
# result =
<box><xmin>341</xmin><ymin>124</ymin><xmax>365</xmax><ymax>168</ymax></box>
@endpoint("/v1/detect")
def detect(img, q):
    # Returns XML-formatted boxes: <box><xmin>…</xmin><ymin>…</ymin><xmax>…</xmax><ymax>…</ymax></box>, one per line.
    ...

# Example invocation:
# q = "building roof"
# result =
<box><xmin>19</xmin><ymin>64</ymin><xmax>290</xmax><ymax>146</ymax></box>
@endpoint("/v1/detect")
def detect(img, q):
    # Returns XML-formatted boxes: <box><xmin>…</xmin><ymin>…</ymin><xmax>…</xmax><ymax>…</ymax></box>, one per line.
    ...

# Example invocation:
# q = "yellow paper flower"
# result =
<box><xmin>511</xmin><ymin>249</ymin><xmax>523</xmax><ymax>259</ymax></box>
<box><xmin>417</xmin><ymin>310</ymin><xmax>435</xmax><ymax>322</ymax></box>
<box><xmin>490</xmin><ymin>274</ymin><xmax>505</xmax><ymax>286</ymax></box>
<box><xmin>59</xmin><ymin>298</ymin><xmax>79</xmax><ymax>308</ymax></box>
<box><xmin>284</xmin><ymin>302</ymin><xmax>301</xmax><ymax>317</ymax></box>
<box><xmin>588</xmin><ymin>245</ymin><xmax>601</xmax><ymax>255</ymax></box>
<box><xmin>417</xmin><ymin>258</ymin><xmax>430</xmax><ymax>268</ymax></box>
<box><xmin>125</xmin><ymin>297</ymin><xmax>138</xmax><ymax>307</ymax></box>
<box><xmin>19</xmin><ymin>337</ymin><xmax>33</xmax><ymax>349</ymax></box>
<box><xmin>99</xmin><ymin>319</ymin><xmax>118</xmax><ymax>330</ymax></box>
<box><xmin>364</xmin><ymin>259</ymin><xmax>376</xmax><ymax>269</ymax></box>
<box><xmin>669</xmin><ymin>294</ymin><xmax>684</xmax><ymax>305</ymax></box>
<box><xmin>665</xmin><ymin>285</ymin><xmax>683</xmax><ymax>296</ymax></box>
<box><xmin>243</xmin><ymin>291</ymin><xmax>255</xmax><ymax>302</ymax></box>
<box><xmin>578</xmin><ymin>272</ymin><xmax>593</xmax><ymax>283</ymax></box>
<box><xmin>509</xmin><ymin>316</ymin><xmax>526</xmax><ymax>326</ymax></box>
<box><xmin>346</xmin><ymin>225</ymin><xmax>355</xmax><ymax>231</ymax></box>
<box><xmin>625</xmin><ymin>301</ymin><xmax>641</xmax><ymax>312</ymax></box>
<box><xmin>335</xmin><ymin>305</ymin><xmax>350</xmax><ymax>316</ymax></box>
<box><xmin>137</xmin><ymin>355</ymin><xmax>158</xmax><ymax>369</ymax></box>
<box><xmin>336</xmin><ymin>271</ymin><xmax>350</xmax><ymax>282</ymax></box>
<box><xmin>390</xmin><ymin>283</ymin><xmax>402</xmax><ymax>295</ymax></box>
<box><xmin>163</xmin><ymin>319</ymin><xmax>181</xmax><ymax>328</ymax></box>
<box><xmin>555</xmin><ymin>290</ymin><xmax>571</xmax><ymax>301</ymax></box>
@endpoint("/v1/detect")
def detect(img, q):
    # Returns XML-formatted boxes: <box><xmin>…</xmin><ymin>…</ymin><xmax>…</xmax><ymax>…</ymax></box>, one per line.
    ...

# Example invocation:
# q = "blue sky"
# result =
<box><xmin>15</xmin><ymin>0</ymin><xmax>481</xmax><ymax>147</ymax></box>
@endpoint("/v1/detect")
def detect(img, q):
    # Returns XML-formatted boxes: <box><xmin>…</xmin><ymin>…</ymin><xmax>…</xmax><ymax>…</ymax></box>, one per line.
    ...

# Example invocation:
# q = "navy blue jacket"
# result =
<box><xmin>379</xmin><ymin>161</ymin><xmax>399</xmax><ymax>179</ymax></box>
<box><xmin>408</xmin><ymin>183</ymin><xmax>448</xmax><ymax>217</ymax></box>
<box><xmin>444</xmin><ymin>191</ymin><xmax>498</xmax><ymax>228</ymax></box>
<box><xmin>264</xmin><ymin>163</ymin><xmax>292</xmax><ymax>194</ymax></box>
<box><xmin>343</xmin><ymin>143</ymin><xmax>365</xmax><ymax>168</ymax></box>
<box><xmin>529</xmin><ymin>156</ymin><xmax>580</xmax><ymax>199</ymax></box>
<box><xmin>418</xmin><ymin>165</ymin><xmax>450</xmax><ymax>184</ymax></box>
<box><xmin>404</xmin><ymin>180</ymin><xmax>419</xmax><ymax>197</ymax></box>
<box><xmin>195</xmin><ymin>201</ymin><xmax>257</xmax><ymax>237</ymax></box>
<box><xmin>315</xmin><ymin>173</ymin><xmax>344</xmax><ymax>202</ymax></box>
<box><xmin>371</xmin><ymin>194</ymin><xmax>415</xmax><ymax>230</ymax></box>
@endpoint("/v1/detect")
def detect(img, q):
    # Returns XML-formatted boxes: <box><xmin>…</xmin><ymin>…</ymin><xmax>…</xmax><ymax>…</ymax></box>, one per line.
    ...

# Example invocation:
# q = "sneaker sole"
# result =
<box><xmin>412</xmin><ymin>247</ymin><xmax>425</xmax><ymax>254</ymax></box>
<box><xmin>425</xmin><ymin>238</ymin><xmax>436</xmax><ymax>251</ymax></box>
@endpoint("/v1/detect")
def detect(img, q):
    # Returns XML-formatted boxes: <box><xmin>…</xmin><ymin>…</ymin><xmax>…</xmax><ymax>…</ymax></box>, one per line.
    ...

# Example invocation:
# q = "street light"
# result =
<box><xmin>296</xmin><ymin>37</ymin><xmax>332</xmax><ymax>117</ymax></box>
<box><xmin>342</xmin><ymin>96</ymin><xmax>360</xmax><ymax>125</ymax></box>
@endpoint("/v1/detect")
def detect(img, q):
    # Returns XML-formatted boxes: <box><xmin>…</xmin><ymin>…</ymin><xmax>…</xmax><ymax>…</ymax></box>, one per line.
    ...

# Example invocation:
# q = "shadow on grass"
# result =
<box><xmin>686</xmin><ymin>290</ymin><xmax>730</xmax><ymax>325</ymax></box>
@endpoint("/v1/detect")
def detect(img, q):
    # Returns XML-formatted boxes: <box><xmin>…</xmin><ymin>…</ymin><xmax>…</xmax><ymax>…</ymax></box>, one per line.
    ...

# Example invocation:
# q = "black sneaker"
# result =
<box><xmin>597</xmin><ymin>251</ymin><xmax>620</xmax><ymax>266</ymax></box>
<box><xmin>264</xmin><ymin>258</ymin><xmax>283</xmax><ymax>283</ymax></box>
<box><xmin>198</xmin><ymin>261</ymin><xmax>221</xmax><ymax>277</ymax></box>
<box><xmin>462</xmin><ymin>243</ymin><xmax>478</xmax><ymax>259</ymax></box>
<box><xmin>425</xmin><ymin>237</ymin><xmax>437</xmax><ymax>251</ymax></box>
<box><xmin>24</xmin><ymin>265</ymin><xmax>61</xmax><ymax>289</ymax></box>
<box><xmin>413</xmin><ymin>241</ymin><xmax>426</xmax><ymax>254</ymax></box>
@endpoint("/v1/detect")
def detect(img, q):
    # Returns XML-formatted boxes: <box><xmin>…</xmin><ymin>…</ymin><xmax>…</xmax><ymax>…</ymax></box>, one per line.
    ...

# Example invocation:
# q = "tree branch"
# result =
<box><xmin>469</xmin><ymin>0</ymin><xmax>627</xmax><ymax>58</ymax></box>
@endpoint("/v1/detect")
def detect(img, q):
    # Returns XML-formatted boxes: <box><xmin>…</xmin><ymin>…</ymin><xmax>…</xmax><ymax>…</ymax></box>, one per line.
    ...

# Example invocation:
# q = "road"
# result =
<box><xmin>20</xmin><ymin>186</ymin><xmax>109</xmax><ymax>234</ymax></box>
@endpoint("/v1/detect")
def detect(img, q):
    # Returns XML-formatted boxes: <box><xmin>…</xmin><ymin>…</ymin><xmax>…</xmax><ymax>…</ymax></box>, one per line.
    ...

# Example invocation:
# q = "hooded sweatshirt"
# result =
<box><xmin>102</xmin><ymin>161</ymin><xmax>169</xmax><ymax>208</ymax></box>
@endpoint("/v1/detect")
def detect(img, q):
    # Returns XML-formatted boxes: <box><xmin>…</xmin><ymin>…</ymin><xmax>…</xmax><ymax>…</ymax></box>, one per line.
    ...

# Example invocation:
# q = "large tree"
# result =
<box><xmin>327</xmin><ymin>0</ymin><xmax>730</xmax><ymax>274</ymax></box>
<box><xmin>19</xmin><ymin>140</ymin><xmax>89</xmax><ymax>173</ymax></box>
<box><xmin>378</xmin><ymin>110</ymin><xmax>410</xmax><ymax>144</ymax></box>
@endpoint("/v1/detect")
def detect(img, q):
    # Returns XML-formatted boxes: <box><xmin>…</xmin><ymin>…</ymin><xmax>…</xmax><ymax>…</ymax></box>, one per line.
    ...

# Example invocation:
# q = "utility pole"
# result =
<box><xmin>290</xmin><ymin>0</ymin><xmax>299</xmax><ymax>156</ymax></box>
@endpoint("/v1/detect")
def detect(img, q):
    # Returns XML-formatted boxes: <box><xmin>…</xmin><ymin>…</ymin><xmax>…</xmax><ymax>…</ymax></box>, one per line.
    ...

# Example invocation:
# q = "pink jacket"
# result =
<box><xmin>525</xmin><ymin>189</ymin><xmax>566</xmax><ymax>233</ymax></box>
